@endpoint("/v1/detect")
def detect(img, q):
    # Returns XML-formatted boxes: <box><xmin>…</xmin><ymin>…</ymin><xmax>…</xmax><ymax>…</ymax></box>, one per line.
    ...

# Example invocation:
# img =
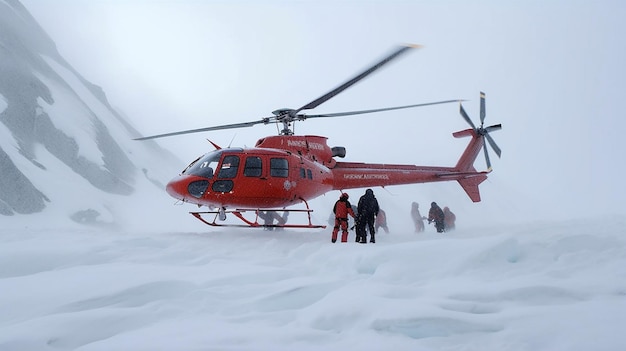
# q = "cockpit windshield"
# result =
<box><xmin>182</xmin><ymin>151</ymin><xmax>222</xmax><ymax>178</ymax></box>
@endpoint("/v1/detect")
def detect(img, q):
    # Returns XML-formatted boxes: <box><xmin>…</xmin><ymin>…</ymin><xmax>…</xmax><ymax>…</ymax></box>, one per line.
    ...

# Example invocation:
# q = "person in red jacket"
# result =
<box><xmin>331</xmin><ymin>193</ymin><xmax>356</xmax><ymax>243</ymax></box>
<box><xmin>375</xmin><ymin>208</ymin><xmax>389</xmax><ymax>234</ymax></box>
<box><xmin>443</xmin><ymin>206</ymin><xmax>456</xmax><ymax>231</ymax></box>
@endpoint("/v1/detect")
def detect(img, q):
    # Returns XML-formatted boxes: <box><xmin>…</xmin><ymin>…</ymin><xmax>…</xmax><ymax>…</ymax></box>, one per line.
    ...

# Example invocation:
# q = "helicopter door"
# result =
<box><xmin>212</xmin><ymin>155</ymin><xmax>240</xmax><ymax>192</ymax></box>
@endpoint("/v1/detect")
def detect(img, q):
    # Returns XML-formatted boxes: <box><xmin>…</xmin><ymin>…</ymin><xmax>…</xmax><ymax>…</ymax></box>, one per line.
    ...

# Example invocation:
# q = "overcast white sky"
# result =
<box><xmin>20</xmin><ymin>0</ymin><xmax>626</xmax><ymax>225</ymax></box>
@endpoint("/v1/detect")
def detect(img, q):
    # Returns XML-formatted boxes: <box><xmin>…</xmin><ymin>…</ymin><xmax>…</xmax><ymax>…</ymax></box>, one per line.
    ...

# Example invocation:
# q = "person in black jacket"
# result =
<box><xmin>357</xmin><ymin>189</ymin><xmax>380</xmax><ymax>243</ymax></box>
<box><xmin>428</xmin><ymin>201</ymin><xmax>445</xmax><ymax>233</ymax></box>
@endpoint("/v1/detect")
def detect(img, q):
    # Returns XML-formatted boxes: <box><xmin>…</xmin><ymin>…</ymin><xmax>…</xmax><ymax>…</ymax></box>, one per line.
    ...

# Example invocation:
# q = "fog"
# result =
<box><xmin>20</xmin><ymin>0</ymin><xmax>626</xmax><ymax>227</ymax></box>
<box><xmin>3</xmin><ymin>2</ymin><xmax>626</xmax><ymax>349</ymax></box>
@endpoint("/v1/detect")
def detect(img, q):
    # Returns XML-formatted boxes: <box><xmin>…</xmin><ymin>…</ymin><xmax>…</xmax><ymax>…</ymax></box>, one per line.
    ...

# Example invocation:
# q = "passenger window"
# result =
<box><xmin>300</xmin><ymin>168</ymin><xmax>306</xmax><ymax>179</ymax></box>
<box><xmin>244</xmin><ymin>156</ymin><xmax>263</xmax><ymax>177</ymax></box>
<box><xmin>270</xmin><ymin>158</ymin><xmax>288</xmax><ymax>178</ymax></box>
<box><xmin>217</xmin><ymin>155</ymin><xmax>240</xmax><ymax>178</ymax></box>
<box><xmin>307</xmin><ymin>169</ymin><xmax>313</xmax><ymax>180</ymax></box>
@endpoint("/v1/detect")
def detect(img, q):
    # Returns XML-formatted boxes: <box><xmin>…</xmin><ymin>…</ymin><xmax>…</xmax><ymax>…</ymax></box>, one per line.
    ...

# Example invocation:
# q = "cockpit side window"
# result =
<box><xmin>182</xmin><ymin>155</ymin><xmax>202</xmax><ymax>174</ymax></box>
<box><xmin>244</xmin><ymin>156</ymin><xmax>263</xmax><ymax>177</ymax></box>
<box><xmin>218</xmin><ymin>155</ymin><xmax>240</xmax><ymax>179</ymax></box>
<box><xmin>270</xmin><ymin>158</ymin><xmax>288</xmax><ymax>178</ymax></box>
<box><xmin>183</xmin><ymin>151</ymin><xmax>221</xmax><ymax>178</ymax></box>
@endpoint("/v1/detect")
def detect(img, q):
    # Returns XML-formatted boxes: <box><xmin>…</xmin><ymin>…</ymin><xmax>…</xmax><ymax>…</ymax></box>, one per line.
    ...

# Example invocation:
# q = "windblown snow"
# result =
<box><xmin>1</xmin><ymin>218</ymin><xmax>625</xmax><ymax>351</ymax></box>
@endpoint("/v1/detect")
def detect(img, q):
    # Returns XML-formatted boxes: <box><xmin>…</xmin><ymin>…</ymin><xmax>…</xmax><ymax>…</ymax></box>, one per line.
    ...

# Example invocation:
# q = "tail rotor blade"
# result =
<box><xmin>485</xmin><ymin>132</ymin><xmax>502</xmax><ymax>158</ymax></box>
<box><xmin>482</xmin><ymin>142</ymin><xmax>492</xmax><ymax>170</ymax></box>
<box><xmin>480</xmin><ymin>91</ymin><xmax>486</xmax><ymax>125</ymax></box>
<box><xmin>459</xmin><ymin>103</ymin><xmax>476</xmax><ymax>129</ymax></box>
<box><xmin>484</xmin><ymin>123</ymin><xmax>502</xmax><ymax>133</ymax></box>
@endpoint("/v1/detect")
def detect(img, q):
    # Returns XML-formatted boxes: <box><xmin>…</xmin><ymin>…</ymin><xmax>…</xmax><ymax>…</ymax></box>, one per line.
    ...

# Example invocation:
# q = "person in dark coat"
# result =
<box><xmin>331</xmin><ymin>193</ymin><xmax>356</xmax><ymax>243</ymax></box>
<box><xmin>357</xmin><ymin>189</ymin><xmax>380</xmax><ymax>243</ymax></box>
<box><xmin>428</xmin><ymin>201</ymin><xmax>445</xmax><ymax>233</ymax></box>
<box><xmin>354</xmin><ymin>210</ymin><xmax>365</xmax><ymax>243</ymax></box>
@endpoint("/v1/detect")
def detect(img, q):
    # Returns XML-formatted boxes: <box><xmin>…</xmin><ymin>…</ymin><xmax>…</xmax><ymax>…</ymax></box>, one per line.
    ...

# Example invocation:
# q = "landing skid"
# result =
<box><xmin>190</xmin><ymin>207</ymin><xmax>326</xmax><ymax>229</ymax></box>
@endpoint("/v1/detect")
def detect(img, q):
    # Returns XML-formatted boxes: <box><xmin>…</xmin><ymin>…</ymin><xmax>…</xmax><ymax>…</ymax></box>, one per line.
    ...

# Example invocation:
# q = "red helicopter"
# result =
<box><xmin>135</xmin><ymin>45</ymin><xmax>501</xmax><ymax>228</ymax></box>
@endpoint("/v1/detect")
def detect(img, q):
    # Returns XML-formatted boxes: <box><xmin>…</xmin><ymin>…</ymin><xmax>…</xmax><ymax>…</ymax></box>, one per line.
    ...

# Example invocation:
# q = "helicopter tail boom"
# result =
<box><xmin>330</xmin><ymin>122</ymin><xmax>494</xmax><ymax>202</ymax></box>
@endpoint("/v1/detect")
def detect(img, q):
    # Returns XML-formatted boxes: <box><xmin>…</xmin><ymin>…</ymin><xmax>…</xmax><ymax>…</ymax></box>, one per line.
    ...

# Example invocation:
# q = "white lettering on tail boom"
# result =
<box><xmin>343</xmin><ymin>174</ymin><xmax>390</xmax><ymax>180</ymax></box>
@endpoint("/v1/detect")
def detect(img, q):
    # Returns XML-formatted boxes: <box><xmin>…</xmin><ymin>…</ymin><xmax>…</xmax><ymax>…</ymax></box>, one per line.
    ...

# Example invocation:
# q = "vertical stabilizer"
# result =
<box><xmin>457</xmin><ymin>175</ymin><xmax>488</xmax><ymax>202</ymax></box>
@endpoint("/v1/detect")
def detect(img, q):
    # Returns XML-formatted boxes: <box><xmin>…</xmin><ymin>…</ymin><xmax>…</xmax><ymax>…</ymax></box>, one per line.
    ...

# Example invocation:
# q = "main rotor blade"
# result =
<box><xmin>133</xmin><ymin>120</ymin><xmax>267</xmax><ymax>140</ymax></box>
<box><xmin>295</xmin><ymin>44</ymin><xmax>420</xmax><ymax>113</ymax></box>
<box><xmin>485</xmin><ymin>132</ymin><xmax>502</xmax><ymax>158</ymax></box>
<box><xmin>459</xmin><ymin>103</ymin><xmax>476</xmax><ymax>129</ymax></box>
<box><xmin>303</xmin><ymin>99</ymin><xmax>462</xmax><ymax>119</ymax></box>
<box><xmin>480</xmin><ymin>91</ymin><xmax>486</xmax><ymax>125</ymax></box>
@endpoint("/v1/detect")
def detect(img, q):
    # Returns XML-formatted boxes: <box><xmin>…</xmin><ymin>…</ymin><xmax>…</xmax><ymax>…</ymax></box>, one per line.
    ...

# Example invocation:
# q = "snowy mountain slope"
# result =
<box><xmin>0</xmin><ymin>0</ymin><xmax>182</xmax><ymax>221</ymax></box>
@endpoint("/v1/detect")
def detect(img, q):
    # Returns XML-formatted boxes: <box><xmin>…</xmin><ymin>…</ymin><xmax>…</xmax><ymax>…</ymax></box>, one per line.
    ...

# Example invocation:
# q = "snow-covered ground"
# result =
<box><xmin>2</xmin><ymin>216</ymin><xmax>625</xmax><ymax>350</ymax></box>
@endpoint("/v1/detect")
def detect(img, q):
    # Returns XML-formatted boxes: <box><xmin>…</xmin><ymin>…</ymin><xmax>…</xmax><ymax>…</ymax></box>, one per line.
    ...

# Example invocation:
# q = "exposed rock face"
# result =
<box><xmin>0</xmin><ymin>0</ymin><xmax>180</xmax><ymax>217</ymax></box>
<box><xmin>0</xmin><ymin>145</ymin><xmax>48</xmax><ymax>214</ymax></box>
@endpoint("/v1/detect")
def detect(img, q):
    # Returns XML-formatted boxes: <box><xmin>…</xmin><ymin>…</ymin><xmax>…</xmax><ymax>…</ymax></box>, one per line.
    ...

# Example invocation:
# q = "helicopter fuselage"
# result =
<box><xmin>166</xmin><ymin>135</ymin><xmax>336</xmax><ymax>209</ymax></box>
<box><xmin>135</xmin><ymin>45</ymin><xmax>501</xmax><ymax>228</ymax></box>
<box><xmin>165</xmin><ymin>131</ymin><xmax>489</xmax><ymax>210</ymax></box>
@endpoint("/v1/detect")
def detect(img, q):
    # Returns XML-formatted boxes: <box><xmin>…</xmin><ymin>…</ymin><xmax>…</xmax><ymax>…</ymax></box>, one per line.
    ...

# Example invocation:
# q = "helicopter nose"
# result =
<box><xmin>165</xmin><ymin>177</ymin><xmax>187</xmax><ymax>200</ymax></box>
<box><xmin>166</xmin><ymin>175</ymin><xmax>210</xmax><ymax>201</ymax></box>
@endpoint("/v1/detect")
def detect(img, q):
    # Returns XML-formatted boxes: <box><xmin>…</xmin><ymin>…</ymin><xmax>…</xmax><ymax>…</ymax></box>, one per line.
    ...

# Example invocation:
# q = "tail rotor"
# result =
<box><xmin>459</xmin><ymin>92</ymin><xmax>502</xmax><ymax>170</ymax></box>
